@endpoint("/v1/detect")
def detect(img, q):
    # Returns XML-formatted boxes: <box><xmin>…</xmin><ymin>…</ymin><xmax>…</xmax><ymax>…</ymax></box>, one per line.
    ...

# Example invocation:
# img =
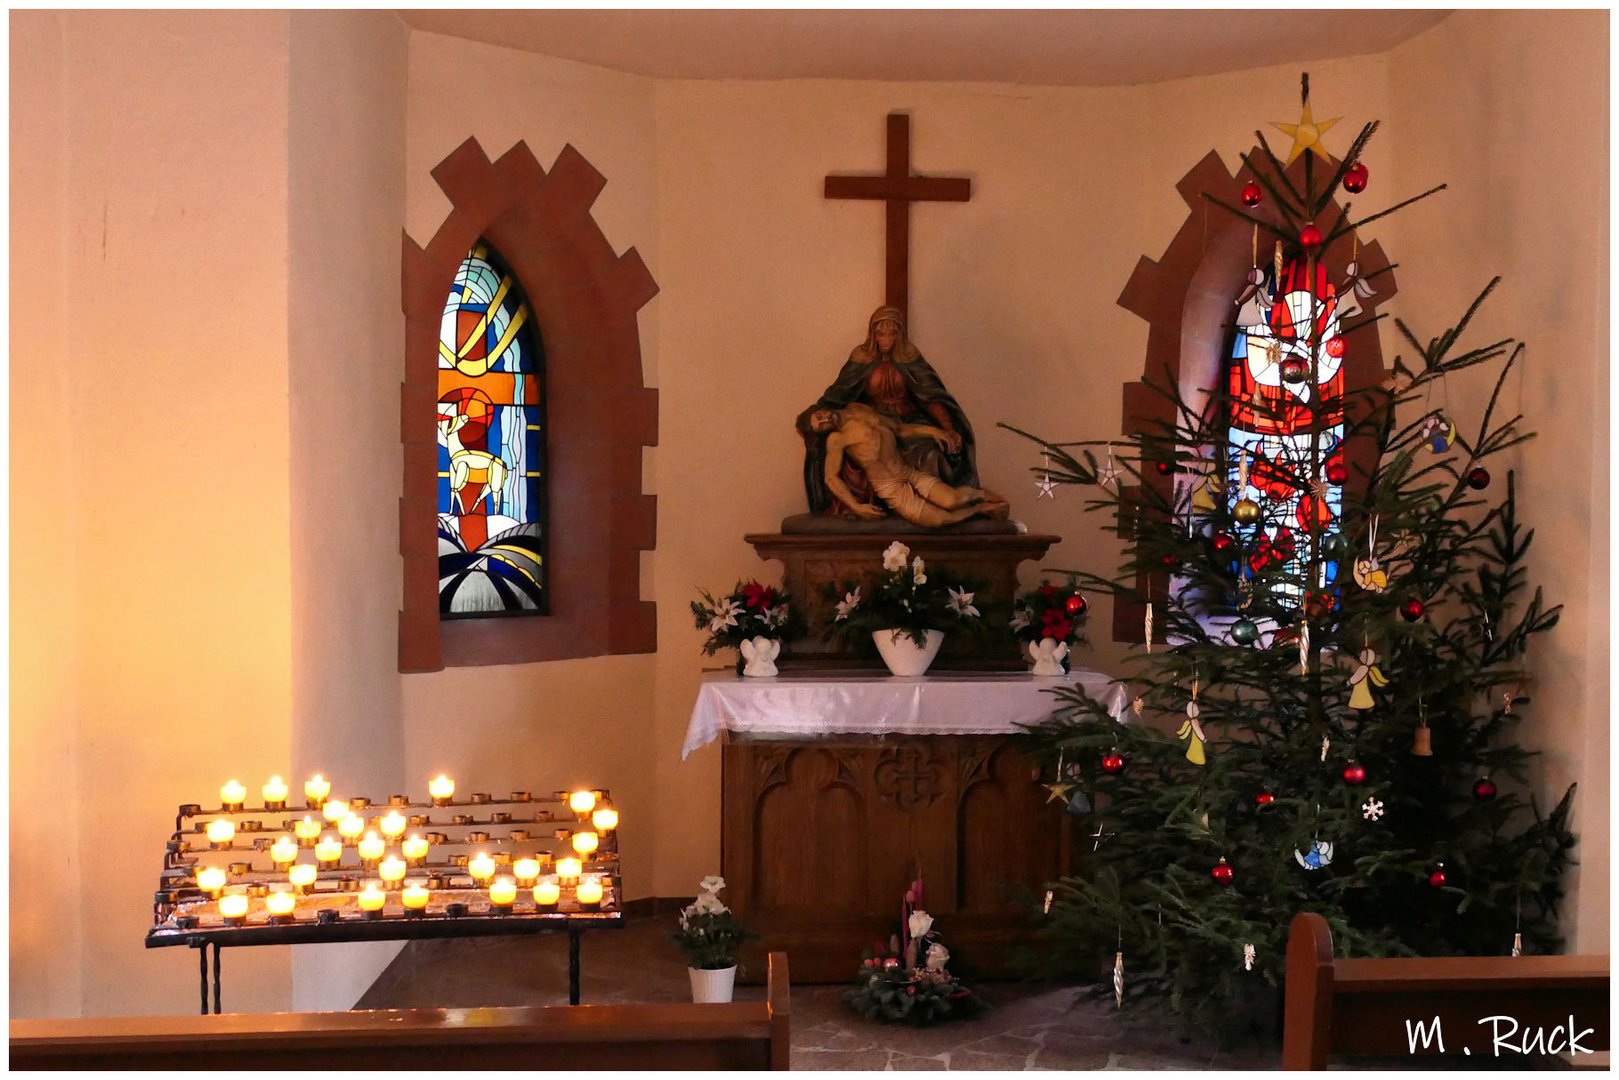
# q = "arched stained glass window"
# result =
<box><xmin>1224</xmin><ymin>255</ymin><xmax>1344</xmax><ymax>599</ymax></box>
<box><xmin>437</xmin><ymin>241</ymin><xmax>547</xmax><ymax>617</ymax></box>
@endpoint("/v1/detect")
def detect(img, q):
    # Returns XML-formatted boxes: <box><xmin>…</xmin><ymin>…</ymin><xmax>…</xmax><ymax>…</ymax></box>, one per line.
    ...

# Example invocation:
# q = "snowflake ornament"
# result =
<box><xmin>1362</xmin><ymin>797</ymin><xmax>1385</xmax><ymax>821</ymax></box>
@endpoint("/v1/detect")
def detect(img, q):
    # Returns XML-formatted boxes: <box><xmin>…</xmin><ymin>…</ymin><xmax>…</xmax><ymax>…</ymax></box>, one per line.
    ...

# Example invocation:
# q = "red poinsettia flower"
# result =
<box><xmin>740</xmin><ymin>581</ymin><xmax>775</xmax><ymax>609</ymax></box>
<box><xmin>1039</xmin><ymin>583</ymin><xmax>1058</xmax><ymax>598</ymax></box>
<box><xmin>1041</xmin><ymin>609</ymin><xmax>1073</xmax><ymax>641</ymax></box>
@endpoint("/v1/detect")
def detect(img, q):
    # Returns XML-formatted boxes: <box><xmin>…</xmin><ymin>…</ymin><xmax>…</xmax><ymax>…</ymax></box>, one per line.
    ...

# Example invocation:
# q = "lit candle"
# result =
<box><xmin>570</xmin><ymin>831</ymin><xmax>599</xmax><ymax>856</ymax></box>
<box><xmin>358</xmin><ymin>832</ymin><xmax>385</xmax><ymax>863</ymax></box>
<box><xmin>489</xmin><ymin>876</ymin><xmax>517</xmax><ymax>910</ymax></box>
<box><xmin>262</xmin><ymin>775</ymin><xmax>289</xmax><ymax>809</ymax></box>
<box><xmin>315</xmin><ymin>836</ymin><xmax>343</xmax><ymax>865</ymax></box>
<box><xmin>304</xmin><ymin>774</ymin><xmax>331</xmax><ymax>806</ymax></box>
<box><xmin>357</xmin><ymin>881</ymin><xmax>386</xmax><ymax>915</ymax></box>
<box><xmin>401</xmin><ymin>882</ymin><xmax>430</xmax><ymax>912</ymax></box>
<box><xmin>268</xmin><ymin>835</ymin><xmax>298</xmax><ymax>867</ymax></box>
<box><xmin>467</xmin><ymin>852</ymin><xmax>497</xmax><ymax>882</ymax></box>
<box><xmin>379</xmin><ymin>810</ymin><xmax>408</xmax><ymax>839</ymax></box>
<box><xmin>197</xmin><ymin>865</ymin><xmax>228</xmax><ymax>897</ymax></box>
<box><xmin>568</xmin><ymin>790</ymin><xmax>598</xmax><ymax>816</ymax></box>
<box><xmin>401</xmin><ymin>834</ymin><xmax>429</xmax><ymax>865</ymax></box>
<box><xmin>379</xmin><ymin>856</ymin><xmax>407</xmax><ymax>887</ymax></box>
<box><xmin>513</xmin><ymin>858</ymin><xmax>541</xmax><ymax>886</ymax></box>
<box><xmin>220</xmin><ymin>779</ymin><xmax>247</xmax><ymax>811</ymax></box>
<box><xmin>556</xmin><ymin>856</ymin><xmax>582</xmax><ymax>882</ymax></box>
<box><xmin>576</xmin><ymin>876</ymin><xmax>604</xmax><ymax>907</ymax></box>
<box><xmin>428</xmin><ymin>774</ymin><xmax>455</xmax><ymax>805</ymax></box>
<box><xmin>288</xmin><ymin>863</ymin><xmax>318</xmax><ymax>893</ymax></box>
<box><xmin>591</xmin><ymin>807</ymin><xmax>619</xmax><ymax>832</ymax></box>
<box><xmin>322</xmin><ymin>798</ymin><xmax>350</xmax><ymax>823</ymax></box>
<box><xmin>337</xmin><ymin>814</ymin><xmax>366</xmax><ymax>841</ymax></box>
<box><xmin>265</xmin><ymin>890</ymin><xmax>296</xmax><ymax>919</ymax></box>
<box><xmin>219</xmin><ymin>893</ymin><xmax>249</xmax><ymax>924</ymax></box>
<box><xmin>534</xmin><ymin>880</ymin><xmax>561</xmax><ymax>907</ymax></box>
<box><xmin>206</xmin><ymin>819</ymin><xmax>236</xmax><ymax>848</ymax></box>
<box><xmin>294</xmin><ymin>816</ymin><xmax>322</xmax><ymax>844</ymax></box>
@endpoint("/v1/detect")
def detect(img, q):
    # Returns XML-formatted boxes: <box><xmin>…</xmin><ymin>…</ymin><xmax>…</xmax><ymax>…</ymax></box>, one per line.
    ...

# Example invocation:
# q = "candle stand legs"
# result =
<box><xmin>569</xmin><ymin>929</ymin><xmax>581</xmax><ymax>1005</ymax></box>
<box><xmin>193</xmin><ymin>942</ymin><xmax>223</xmax><ymax>1015</ymax></box>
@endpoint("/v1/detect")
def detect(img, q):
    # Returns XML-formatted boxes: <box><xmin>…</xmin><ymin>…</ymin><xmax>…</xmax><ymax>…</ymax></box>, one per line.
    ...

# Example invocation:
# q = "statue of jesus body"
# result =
<box><xmin>808</xmin><ymin>403</ymin><xmax>1008</xmax><ymax>527</ymax></box>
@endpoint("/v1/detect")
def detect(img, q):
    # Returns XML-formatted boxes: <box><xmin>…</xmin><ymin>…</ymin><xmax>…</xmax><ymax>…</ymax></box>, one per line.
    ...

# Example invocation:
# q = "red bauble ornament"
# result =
<box><xmin>1212</xmin><ymin>532</ymin><xmax>1235</xmax><ymax>554</ymax></box>
<box><xmin>1343</xmin><ymin>161</ymin><xmax>1370</xmax><ymax>194</ymax></box>
<box><xmin>1400</xmin><ymin>597</ymin><xmax>1426</xmax><ymax>622</ymax></box>
<box><xmin>1065</xmin><ymin>594</ymin><xmax>1088</xmax><ymax>616</ymax></box>
<box><xmin>1473</xmin><ymin>777</ymin><xmax>1498</xmax><ymax>801</ymax></box>
<box><xmin>1211</xmin><ymin>858</ymin><xmax>1235</xmax><ymax>886</ymax></box>
<box><xmin>1254</xmin><ymin>791</ymin><xmax>1276</xmax><ymax>806</ymax></box>
<box><xmin>1100</xmin><ymin>751</ymin><xmax>1126</xmax><ymax>776</ymax></box>
<box><xmin>1325</xmin><ymin>460</ymin><xmax>1349</xmax><ymax>486</ymax></box>
<box><xmin>1280</xmin><ymin>356</ymin><xmax>1310</xmax><ymax>384</ymax></box>
<box><xmin>1299</xmin><ymin>223</ymin><xmax>1323</xmax><ymax>248</ymax></box>
<box><xmin>1467</xmin><ymin>467</ymin><xmax>1491</xmax><ymax>490</ymax></box>
<box><xmin>1325</xmin><ymin>335</ymin><xmax>1346</xmax><ymax>358</ymax></box>
<box><xmin>1161</xmin><ymin>554</ymin><xmax>1178</xmax><ymax>567</ymax></box>
<box><xmin>1240</xmin><ymin>180</ymin><xmax>1263</xmax><ymax>208</ymax></box>
<box><xmin>1428</xmin><ymin>867</ymin><xmax>1448</xmax><ymax>889</ymax></box>
<box><xmin>1342</xmin><ymin>762</ymin><xmax>1367</xmax><ymax>786</ymax></box>
<box><xmin>1155</xmin><ymin>460</ymin><xmax>1173</xmax><ymax>476</ymax></box>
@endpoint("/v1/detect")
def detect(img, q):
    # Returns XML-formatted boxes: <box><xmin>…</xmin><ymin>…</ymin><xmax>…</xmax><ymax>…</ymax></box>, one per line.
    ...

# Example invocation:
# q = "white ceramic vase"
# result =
<box><xmin>1027</xmin><ymin>638</ymin><xmax>1069</xmax><ymax>677</ymax></box>
<box><xmin>688</xmin><ymin>964</ymin><xmax>738</xmax><ymax>1003</ymax></box>
<box><xmin>872</xmin><ymin>629</ymin><xmax>945</xmax><ymax>677</ymax></box>
<box><xmin>739</xmin><ymin>636</ymin><xmax>781</xmax><ymax>677</ymax></box>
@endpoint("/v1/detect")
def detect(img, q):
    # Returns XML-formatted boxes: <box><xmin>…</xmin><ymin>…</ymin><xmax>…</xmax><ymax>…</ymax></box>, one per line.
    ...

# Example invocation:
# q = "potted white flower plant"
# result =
<box><xmin>823</xmin><ymin>541</ymin><xmax>983</xmax><ymax>676</ymax></box>
<box><xmin>671</xmin><ymin>875</ymin><xmax>751</xmax><ymax>1002</ymax></box>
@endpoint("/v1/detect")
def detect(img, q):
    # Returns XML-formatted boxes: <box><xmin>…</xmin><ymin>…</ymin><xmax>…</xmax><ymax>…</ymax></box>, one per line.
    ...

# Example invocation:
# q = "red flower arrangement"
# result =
<box><xmin>1010</xmin><ymin>581</ymin><xmax>1090</xmax><ymax>647</ymax></box>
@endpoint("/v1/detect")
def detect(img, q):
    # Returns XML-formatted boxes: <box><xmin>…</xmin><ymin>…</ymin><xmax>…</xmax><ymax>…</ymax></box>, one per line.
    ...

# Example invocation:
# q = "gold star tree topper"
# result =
<box><xmin>1272</xmin><ymin>99</ymin><xmax>1341</xmax><ymax>166</ymax></box>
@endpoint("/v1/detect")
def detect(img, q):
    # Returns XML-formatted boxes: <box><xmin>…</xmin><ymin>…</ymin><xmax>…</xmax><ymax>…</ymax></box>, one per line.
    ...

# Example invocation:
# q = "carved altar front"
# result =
<box><xmin>695</xmin><ymin>671</ymin><xmax>1129</xmax><ymax>984</ymax></box>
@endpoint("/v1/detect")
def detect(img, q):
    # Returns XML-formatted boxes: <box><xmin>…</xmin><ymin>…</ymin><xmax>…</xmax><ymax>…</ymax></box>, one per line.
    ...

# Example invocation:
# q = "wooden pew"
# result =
<box><xmin>11</xmin><ymin>952</ymin><xmax>791</xmax><ymax>1071</ymax></box>
<box><xmin>1283</xmin><ymin>912</ymin><xmax>1608</xmax><ymax>1069</ymax></box>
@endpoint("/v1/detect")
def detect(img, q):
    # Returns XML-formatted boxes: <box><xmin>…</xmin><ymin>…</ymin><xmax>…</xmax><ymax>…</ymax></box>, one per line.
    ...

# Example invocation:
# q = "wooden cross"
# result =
<box><xmin>824</xmin><ymin>113</ymin><xmax>971</xmax><ymax>320</ymax></box>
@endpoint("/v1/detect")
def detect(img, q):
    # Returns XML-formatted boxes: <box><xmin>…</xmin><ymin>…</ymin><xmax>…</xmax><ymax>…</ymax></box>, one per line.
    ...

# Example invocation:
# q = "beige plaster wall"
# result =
<box><xmin>1387</xmin><ymin>9</ymin><xmax>1609</xmax><ymax>951</ymax></box>
<box><xmin>400</xmin><ymin>32</ymin><xmax>663</xmax><ymax>901</ymax></box>
<box><xmin>648</xmin><ymin>59</ymin><xmax>1397</xmax><ymax>895</ymax></box>
<box><xmin>8</xmin><ymin>10</ymin><xmax>297</xmax><ymax>1016</ymax></box>
<box><xmin>10</xmin><ymin>10</ymin><xmax>85</xmax><ymax>1020</ymax></box>
<box><xmin>286</xmin><ymin>9</ymin><xmax>412</xmax><ymax>1010</ymax></box>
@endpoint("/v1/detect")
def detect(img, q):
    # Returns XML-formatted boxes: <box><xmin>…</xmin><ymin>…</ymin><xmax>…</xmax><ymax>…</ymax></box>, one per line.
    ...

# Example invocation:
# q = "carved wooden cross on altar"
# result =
<box><xmin>824</xmin><ymin>113</ymin><xmax>971</xmax><ymax>319</ymax></box>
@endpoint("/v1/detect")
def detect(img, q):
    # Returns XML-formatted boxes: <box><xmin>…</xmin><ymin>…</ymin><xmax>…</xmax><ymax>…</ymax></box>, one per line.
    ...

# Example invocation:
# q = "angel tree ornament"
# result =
<box><xmin>1347</xmin><ymin>645</ymin><xmax>1388</xmax><ymax>710</ymax></box>
<box><xmin>1295</xmin><ymin>840</ymin><xmax>1335</xmax><ymax>870</ymax></box>
<box><xmin>1177</xmin><ymin>680</ymin><xmax>1207</xmax><ymax>766</ymax></box>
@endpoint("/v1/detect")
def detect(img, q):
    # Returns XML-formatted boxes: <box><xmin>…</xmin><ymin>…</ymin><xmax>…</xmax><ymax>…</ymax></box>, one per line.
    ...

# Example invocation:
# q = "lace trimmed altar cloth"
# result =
<box><xmin>683</xmin><ymin>668</ymin><xmax>1128</xmax><ymax>759</ymax></box>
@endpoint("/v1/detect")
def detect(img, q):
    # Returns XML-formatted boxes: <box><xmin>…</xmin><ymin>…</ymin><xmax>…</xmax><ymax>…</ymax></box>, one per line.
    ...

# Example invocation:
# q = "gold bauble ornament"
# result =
<box><xmin>1233</xmin><ymin>498</ymin><xmax>1262</xmax><ymax>525</ymax></box>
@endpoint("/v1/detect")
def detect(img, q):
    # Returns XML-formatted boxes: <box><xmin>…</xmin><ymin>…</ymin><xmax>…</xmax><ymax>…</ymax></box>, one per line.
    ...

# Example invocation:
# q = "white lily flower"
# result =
<box><xmin>835</xmin><ymin>587</ymin><xmax>861</xmax><ymax>621</ymax></box>
<box><xmin>762</xmin><ymin>604</ymin><xmax>789</xmax><ymax>628</ymax></box>
<box><xmin>908</xmin><ymin>910</ymin><xmax>933</xmax><ymax>938</ymax></box>
<box><xmin>706</xmin><ymin>599</ymin><xmax>742</xmax><ymax>634</ymax></box>
<box><xmin>949</xmin><ymin>586</ymin><xmax>980</xmax><ymax>618</ymax></box>
<box><xmin>1010</xmin><ymin>606</ymin><xmax>1031</xmax><ymax>632</ymax></box>
<box><xmin>699</xmin><ymin>874</ymin><xmax>726</xmax><ymax>894</ymax></box>
<box><xmin>882</xmin><ymin>541</ymin><xmax>910</xmax><ymax>572</ymax></box>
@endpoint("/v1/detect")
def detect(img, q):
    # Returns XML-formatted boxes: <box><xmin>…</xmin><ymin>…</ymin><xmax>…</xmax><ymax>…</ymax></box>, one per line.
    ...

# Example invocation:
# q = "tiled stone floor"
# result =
<box><xmin>356</xmin><ymin>911</ymin><xmax>1278</xmax><ymax>1070</ymax></box>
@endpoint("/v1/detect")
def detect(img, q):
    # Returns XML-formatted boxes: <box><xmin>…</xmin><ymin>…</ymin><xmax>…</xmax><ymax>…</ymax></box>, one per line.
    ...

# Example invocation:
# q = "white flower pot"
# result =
<box><xmin>1027</xmin><ymin>638</ymin><xmax>1069</xmax><ymax>677</ymax></box>
<box><xmin>872</xmin><ymin>629</ymin><xmax>944</xmax><ymax>677</ymax></box>
<box><xmin>688</xmin><ymin>964</ymin><xmax>738</xmax><ymax>1003</ymax></box>
<box><xmin>739</xmin><ymin>636</ymin><xmax>780</xmax><ymax>677</ymax></box>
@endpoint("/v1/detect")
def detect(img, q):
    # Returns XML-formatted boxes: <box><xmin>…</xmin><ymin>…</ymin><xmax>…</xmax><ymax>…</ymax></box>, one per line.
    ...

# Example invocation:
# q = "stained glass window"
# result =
<box><xmin>437</xmin><ymin>241</ymin><xmax>547</xmax><ymax>616</ymax></box>
<box><xmin>1224</xmin><ymin>256</ymin><xmax>1344</xmax><ymax>600</ymax></box>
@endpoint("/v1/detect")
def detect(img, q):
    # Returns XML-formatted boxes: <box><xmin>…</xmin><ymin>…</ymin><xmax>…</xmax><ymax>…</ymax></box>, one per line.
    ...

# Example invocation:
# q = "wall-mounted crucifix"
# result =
<box><xmin>824</xmin><ymin>113</ymin><xmax>971</xmax><ymax>321</ymax></box>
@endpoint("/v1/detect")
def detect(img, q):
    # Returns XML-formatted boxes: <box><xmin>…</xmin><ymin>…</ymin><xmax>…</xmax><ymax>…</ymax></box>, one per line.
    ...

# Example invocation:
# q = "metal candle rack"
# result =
<box><xmin>147</xmin><ymin>788</ymin><xmax>624</xmax><ymax>1013</ymax></box>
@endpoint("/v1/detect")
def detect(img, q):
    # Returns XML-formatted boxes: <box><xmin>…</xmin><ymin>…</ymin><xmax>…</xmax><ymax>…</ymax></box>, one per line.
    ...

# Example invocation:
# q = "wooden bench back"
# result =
<box><xmin>11</xmin><ymin>952</ymin><xmax>792</xmax><ymax>1071</ymax></box>
<box><xmin>1283</xmin><ymin>913</ymin><xmax>1608</xmax><ymax>1069</ymax></box>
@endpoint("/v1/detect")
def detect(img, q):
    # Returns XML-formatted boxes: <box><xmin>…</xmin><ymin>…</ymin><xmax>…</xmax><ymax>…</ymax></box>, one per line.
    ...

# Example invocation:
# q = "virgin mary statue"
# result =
<box><xmin>797</xmin><ymin>306</ymin><xmax>980</xmax><ymax>516</ymax></box>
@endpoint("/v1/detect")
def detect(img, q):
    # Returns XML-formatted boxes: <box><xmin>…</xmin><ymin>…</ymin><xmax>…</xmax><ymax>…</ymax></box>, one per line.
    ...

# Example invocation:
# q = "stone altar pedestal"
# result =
<box><xmin>747</xmin><ymin>520</ymin><xmax>1061</xmax><ymax>670</ymax></box>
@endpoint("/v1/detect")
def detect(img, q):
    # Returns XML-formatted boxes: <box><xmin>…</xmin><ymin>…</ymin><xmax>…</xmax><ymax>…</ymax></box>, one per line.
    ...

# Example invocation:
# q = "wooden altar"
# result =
<box><xmin>692</xmin><ymin>672</ymin><xmax>1128</xmax><ymax>984</ymax></box>
<box><xmin>747</xmin><ymin>527</ymin><xmax>1062</xmax><ymax>670</ymax></box>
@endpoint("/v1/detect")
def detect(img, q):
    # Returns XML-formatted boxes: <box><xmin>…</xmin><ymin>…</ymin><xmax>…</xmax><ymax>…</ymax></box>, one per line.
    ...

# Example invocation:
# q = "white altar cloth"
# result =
<box><xmin>683</xmin><ymin>669</ymin><xmax>1129</xmax><ymax>759</ymax></box>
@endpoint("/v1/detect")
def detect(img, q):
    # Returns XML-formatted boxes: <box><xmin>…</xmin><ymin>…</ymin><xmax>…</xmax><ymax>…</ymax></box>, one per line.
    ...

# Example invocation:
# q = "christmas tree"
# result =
<box><xmin>1005</xmin><ymin>75</ymin><xmax>1577</xmax><ymax>1032</ymax></box>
